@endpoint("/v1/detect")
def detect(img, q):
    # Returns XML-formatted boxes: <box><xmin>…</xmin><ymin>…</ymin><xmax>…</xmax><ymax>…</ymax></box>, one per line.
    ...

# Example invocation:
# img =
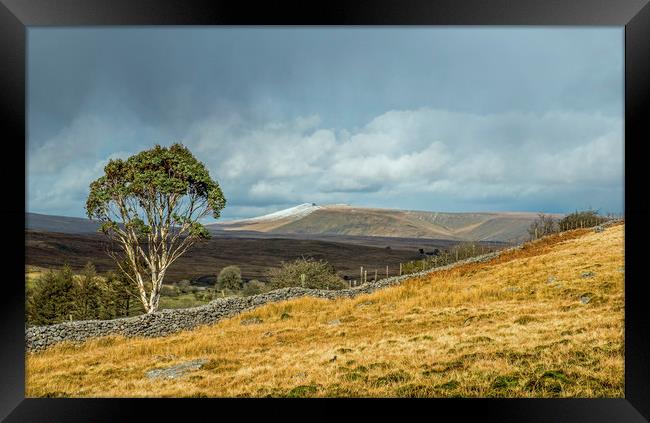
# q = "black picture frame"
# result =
<box><xmin>1</xmin><ymin>0</ymin><xmax>649</xmax><ymax>421</ymax></box>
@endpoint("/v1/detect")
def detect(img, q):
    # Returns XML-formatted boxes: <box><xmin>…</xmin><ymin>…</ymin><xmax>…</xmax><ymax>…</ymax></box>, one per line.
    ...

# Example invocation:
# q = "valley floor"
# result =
<box><xmin>26</xmin><ymin>224</ymin><xmax>624</xmax><ymax>397</ymax></box>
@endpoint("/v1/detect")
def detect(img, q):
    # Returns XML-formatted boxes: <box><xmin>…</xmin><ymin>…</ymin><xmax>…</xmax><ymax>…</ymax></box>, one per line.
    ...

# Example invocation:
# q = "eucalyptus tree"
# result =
<box><xmin>86</xmin><ymin>143</ymin><xmax>226</xmax><ymax>313</ymax></box>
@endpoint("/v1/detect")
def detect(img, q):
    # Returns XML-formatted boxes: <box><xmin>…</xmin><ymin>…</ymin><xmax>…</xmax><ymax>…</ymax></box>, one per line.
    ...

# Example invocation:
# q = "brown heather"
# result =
<box><xmin>26</xmin><ymin>224</ymin><xmax>624</xmax><ymax>398</ymax></box>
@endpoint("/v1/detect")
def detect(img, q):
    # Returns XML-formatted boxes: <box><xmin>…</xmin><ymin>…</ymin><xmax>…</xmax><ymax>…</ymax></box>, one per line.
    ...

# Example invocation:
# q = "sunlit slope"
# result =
<box><xmin>26</xmin><ymin>224</ymin><xmax>624</xmax><ymax>398</ymax></box>
<box><xmin>215</xmin><ymin>204</ymin><xmax>548</xmax><ymax>242</ymax></box>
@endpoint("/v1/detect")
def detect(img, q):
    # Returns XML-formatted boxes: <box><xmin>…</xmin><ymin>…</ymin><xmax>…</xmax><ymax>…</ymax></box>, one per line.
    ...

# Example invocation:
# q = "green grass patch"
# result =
<box><xmin>524</xmin><ymin>370</ymin><xmax>572</xmax><ymax>396</ymax></box>
<box><xmin>285</xmin><ymin>384</ymin><xmax>320</xmax><ymax>398</ymax></box>
<box><xmin>436</xmin><ymin>380</ymin><xmax>460</xmax><ymax>390</ymax></box>
<box><xmin>491</xmin><ymin>374</ymin><xmax>519</xmax><ymax>390</ymax></box>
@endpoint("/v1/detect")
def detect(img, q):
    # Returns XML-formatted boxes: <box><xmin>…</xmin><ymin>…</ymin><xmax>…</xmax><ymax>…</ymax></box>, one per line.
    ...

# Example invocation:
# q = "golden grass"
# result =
<box><xmin>26</xmin><ymin>224</ymin><xmax>625</xmax><ymax>398</ymax></box>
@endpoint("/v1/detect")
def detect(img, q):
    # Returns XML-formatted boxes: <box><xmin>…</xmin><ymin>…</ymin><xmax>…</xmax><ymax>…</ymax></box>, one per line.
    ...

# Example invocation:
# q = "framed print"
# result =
<box><xmin>1</xmin><ymin>0</ymin><xmax>649</xmax><ymax>421</ymax></box>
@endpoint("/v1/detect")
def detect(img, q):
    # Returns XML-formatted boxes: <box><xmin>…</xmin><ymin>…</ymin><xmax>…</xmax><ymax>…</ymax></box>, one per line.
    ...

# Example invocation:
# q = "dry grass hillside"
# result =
<box><xmin>26</xmin><ymin>223</ymin><xmax>624</xmax><ymax>398</ymax></box>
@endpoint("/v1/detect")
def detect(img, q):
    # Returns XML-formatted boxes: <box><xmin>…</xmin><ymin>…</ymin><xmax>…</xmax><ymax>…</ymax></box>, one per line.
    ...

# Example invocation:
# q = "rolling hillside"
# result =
<box><xmin>26</xmin><ymin>223</ymin><xmax>624</xmax><ymax>398</ymax></box>
<box><xmin>213</xmin><ymin>204</ymin><xmax>559</xmax><ymax>243</ymax></box>
<box><xmin>27</xmin><ymin>205</ymin><xmax>556</xmax><ymax>244</ymax></box>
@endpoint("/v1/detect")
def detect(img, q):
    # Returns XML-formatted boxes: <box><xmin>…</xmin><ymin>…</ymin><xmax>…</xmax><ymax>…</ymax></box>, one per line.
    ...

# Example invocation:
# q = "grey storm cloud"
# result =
<box><xmin>27</xmin><ymin>27</ymin><xmax>623</xmax><ymax>219</ymax></box>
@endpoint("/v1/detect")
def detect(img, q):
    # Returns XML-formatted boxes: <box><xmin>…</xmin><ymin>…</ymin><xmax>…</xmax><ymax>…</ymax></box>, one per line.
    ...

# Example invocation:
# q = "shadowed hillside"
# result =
<box><xmin>26</xmin><ymin>223</ymin><xmax>623</xmax><ymax>398</ymax></box>
<box><xmin>26</xmin><ymin>230</ymin><xmax>440</xmax><ymax>282</ymax></box>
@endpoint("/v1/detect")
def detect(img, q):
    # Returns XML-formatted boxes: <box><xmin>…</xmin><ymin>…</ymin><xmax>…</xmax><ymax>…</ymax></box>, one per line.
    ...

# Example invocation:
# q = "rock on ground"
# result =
<box><xmin>145</xmin><ymin>359</ymin><xmax>208</xmax><ymax>379</ymax></box>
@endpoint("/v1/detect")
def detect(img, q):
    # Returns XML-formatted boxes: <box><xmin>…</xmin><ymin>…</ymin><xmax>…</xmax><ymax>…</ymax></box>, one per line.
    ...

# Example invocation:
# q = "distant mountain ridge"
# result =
<box><xmin>27</xmin><ymin>212</ymin><xmax>101</xmax><ymax>234</ymax></box>
<box><xmin>27</xmin><ymin>205</ymin><xmax>561</xmax><ymax>243</ymax></box>
<box><xmin>212</xmin><ymin>204</ymin><xmax>560</xmax><ymax>243</ymax></box>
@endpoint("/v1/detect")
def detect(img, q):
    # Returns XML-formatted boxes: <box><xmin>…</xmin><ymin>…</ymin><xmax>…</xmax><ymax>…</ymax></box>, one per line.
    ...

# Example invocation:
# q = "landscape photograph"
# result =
<box><xmin>25</xmin><ymin>27</ymin><xmax>624</xmax><ymax>398</ymax></box>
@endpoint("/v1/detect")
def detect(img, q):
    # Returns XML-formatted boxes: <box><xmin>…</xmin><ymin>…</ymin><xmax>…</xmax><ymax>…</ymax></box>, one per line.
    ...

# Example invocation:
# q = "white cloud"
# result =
<box><xmin>27</xmin><ymin>107</ymin><xmax>623</xmax><ymax>217</ymax></box>
<box><xmin>29</xmin><ymin>115</ymin><xmax>109</xmax><ymax>174</ymax></box>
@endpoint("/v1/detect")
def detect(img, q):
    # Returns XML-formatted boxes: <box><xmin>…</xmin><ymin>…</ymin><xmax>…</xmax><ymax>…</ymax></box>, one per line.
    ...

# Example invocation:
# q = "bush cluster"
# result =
<box><xmin>267</xmin><ymin>257</ymin><xmax>347</xmax><ymax>290</ymax></box>
<box><xmin>528</xmin><ymin>209</ymin><xmax>612</xmax><ymax>240</ymax></box>
<box><xmin>26</xmin><ymin>263</ymin><xmax>143</xmax><ymax>326</ymax></box>
<box><xmin>557</xmin><ymin>210</ymin><xmax>608</xmax><ymax>232</ymax></box>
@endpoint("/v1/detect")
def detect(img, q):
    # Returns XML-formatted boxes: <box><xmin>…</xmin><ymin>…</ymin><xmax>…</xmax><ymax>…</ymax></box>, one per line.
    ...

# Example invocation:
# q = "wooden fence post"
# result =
<box><xmin>399</xmin><ymin>263</ymin><xmax>402</xmax><ymax>276</ymax></box>
<box><xmin>374</xmin><ymin>269</ymin><xmax>378</xmax><ymax>282</ymax></box>
<box><xmin>386</xmin><ymin>265</ymin><xmax>389</xmax><ymax>278</ymax></box>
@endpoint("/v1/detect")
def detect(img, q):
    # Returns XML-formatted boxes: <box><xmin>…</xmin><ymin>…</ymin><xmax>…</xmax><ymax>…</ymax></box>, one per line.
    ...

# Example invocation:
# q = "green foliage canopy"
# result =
<box><xmin>86</xmin><ymin>143</ymin><xmax>225</xmax><ymax>234</ymax></box>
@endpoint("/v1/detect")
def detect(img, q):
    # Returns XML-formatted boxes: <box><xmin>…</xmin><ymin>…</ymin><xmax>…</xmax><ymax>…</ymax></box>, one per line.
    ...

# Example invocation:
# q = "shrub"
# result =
<box><xmin>268</xmin><ymin>257</ymin><xmax>347</xmax><ymax>290</ymax></box>
<box><xmin>216</xmin><ymin>266</ymin><xmax>242</xmax><ymax>290</ymax></box>
<box><xmin>242</xmin><ymin>279</ymin><xmax>267</xmax><ymax>296</ymax></box>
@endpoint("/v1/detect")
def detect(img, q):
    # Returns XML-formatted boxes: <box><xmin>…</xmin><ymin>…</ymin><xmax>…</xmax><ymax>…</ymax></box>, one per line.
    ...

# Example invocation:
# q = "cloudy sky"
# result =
<box><xmin>27</xmin><ymin>27</ymin><xmax>624</xmax><ymax>221</ymax></box>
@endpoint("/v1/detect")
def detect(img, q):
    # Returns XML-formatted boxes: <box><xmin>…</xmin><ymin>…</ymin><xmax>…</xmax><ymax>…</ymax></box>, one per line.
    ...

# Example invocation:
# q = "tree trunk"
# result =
<box><xmin>147</xmin><ymin>271</ymin><xmax>166</xmax><ymax>313</ymax></box>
